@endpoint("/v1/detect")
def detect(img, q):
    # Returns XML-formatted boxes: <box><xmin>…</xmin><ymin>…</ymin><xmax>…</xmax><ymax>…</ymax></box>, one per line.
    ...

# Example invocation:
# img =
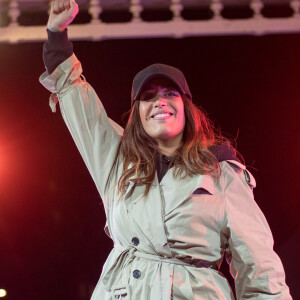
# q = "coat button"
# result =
<box><xmin>131</xmin><ymin>237</ymin><xmax>139</xmax><ymax>246</ymax></box>
<box><xmin>132</xmin><ymin>269</ymin><xmax>141</xmax><ymax>279</ymax></box>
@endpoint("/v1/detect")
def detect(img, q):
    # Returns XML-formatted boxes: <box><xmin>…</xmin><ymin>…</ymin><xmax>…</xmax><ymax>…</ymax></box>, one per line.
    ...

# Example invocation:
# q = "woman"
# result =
<box><xmin>40</xmin><ymin>0</ymin><xmax>292</xmax><ymax>299</ymax></box>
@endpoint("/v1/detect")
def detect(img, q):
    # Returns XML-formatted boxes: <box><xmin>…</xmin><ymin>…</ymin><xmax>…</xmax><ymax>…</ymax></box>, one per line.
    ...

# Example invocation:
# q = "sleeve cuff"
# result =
<box><xmin>47</xmin><ymin>28</ymin><xmax>69</xmax><ymax>47</ymax></box>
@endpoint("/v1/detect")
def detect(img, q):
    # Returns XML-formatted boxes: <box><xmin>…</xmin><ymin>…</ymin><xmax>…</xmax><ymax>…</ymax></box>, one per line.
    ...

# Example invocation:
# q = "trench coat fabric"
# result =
<box><xmin>40</xmin><ymin>54</ymin><xmax>291</xmax><ymax>300</ymax></box>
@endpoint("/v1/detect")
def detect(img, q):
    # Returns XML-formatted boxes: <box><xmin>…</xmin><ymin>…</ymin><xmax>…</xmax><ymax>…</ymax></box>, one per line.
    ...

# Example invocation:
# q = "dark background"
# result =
<box><xmin>0</xmin><ymin>32</ymin><xmax>299</xmax><ymax>299</ymax></box>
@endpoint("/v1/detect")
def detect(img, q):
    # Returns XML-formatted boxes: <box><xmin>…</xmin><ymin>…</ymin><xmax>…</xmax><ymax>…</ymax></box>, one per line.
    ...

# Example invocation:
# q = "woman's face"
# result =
<box><xmin>138</xmin><ymin>78</ymin><xmax>185</xmax><ymax>144</ymax></box>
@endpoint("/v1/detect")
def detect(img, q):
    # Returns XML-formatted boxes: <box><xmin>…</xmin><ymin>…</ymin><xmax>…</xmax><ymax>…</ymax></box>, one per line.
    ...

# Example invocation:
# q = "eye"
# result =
<box><xmin>165</xmin><ymin>90</ymin><xmax>180</xmax><ymax>98</ymax></box>
<box><xmin>140</xmin><ymin>91</ymin><xmax>155</xmax><ymax>101</ymax></box>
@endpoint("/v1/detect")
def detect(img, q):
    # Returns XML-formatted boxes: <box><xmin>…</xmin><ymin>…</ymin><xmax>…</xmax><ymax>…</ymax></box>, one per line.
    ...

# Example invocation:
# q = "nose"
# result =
<box><xmin>154</xmin><ymin>94</ymin><xmax>167</xmax><ymax>107</ymax></box>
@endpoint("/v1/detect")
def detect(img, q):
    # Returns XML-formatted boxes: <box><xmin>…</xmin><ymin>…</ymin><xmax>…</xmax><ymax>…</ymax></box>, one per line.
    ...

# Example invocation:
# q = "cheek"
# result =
<box><xmin>176</xmin><ymin>102</ymin><xmax>185</xmax><ymax>129</ymax></box>
<box><xmin>139</xmin><ymin>103</ymin><xmax>150</xmax><ymax>127</ymax></box>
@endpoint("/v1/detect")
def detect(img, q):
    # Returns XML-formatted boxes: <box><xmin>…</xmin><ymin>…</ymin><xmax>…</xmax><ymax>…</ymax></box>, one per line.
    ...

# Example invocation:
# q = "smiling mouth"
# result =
<box><xmin>151</xmin><ymin>113</ymin><xmax>173</xmax><ymax>120</ymax></box>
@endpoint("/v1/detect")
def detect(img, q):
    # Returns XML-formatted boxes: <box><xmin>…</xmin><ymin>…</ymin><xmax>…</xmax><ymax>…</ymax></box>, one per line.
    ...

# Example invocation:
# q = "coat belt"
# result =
<box><xmin>102</xmin><ymin>245</ymin><xmax>218</xmax><ymax>299</ymax></box>
<box><xmin>133</xmin><ymin>248</ymin><xmax>218</xmax><ymax>270</ymax></box>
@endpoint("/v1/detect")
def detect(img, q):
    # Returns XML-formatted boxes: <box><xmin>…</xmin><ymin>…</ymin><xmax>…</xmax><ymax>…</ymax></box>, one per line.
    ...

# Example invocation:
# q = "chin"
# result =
<box><xmin>153</xmin><ymin>132</ymin><xmax>178</xmax><ymax>141</ymax></box>
<box><xmin>146</xmin><ymin>126</ymin><xmax>183</xmax><ymax>141</ymax></box>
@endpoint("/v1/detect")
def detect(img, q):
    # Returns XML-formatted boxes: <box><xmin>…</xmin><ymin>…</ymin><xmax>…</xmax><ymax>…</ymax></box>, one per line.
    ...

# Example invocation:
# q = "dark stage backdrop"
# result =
<box><xmin>0</xmin><ymin>33</ymin><xmax>299</xmax><ymax>300</ymax></box>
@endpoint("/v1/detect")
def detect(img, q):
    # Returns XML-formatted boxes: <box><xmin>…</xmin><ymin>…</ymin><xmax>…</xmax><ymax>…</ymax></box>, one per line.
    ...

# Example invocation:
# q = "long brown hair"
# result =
<box><xmin>118</xmin><ymin>94</ymin><xmax>235</xmax><ymax>197</ymax></box>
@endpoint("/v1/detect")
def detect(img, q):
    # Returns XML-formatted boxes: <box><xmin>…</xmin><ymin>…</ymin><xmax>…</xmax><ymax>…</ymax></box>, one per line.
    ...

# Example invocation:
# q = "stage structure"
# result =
<box><xmin>0</xmin><ymin>0</ymin><xmax>299</xmax><ymax>43</ymax></box>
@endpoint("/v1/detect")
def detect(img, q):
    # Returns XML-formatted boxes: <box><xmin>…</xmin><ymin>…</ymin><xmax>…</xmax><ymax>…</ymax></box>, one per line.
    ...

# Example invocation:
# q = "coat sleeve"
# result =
<box><xmin>39</xmin><ymin>54</ymin><xmax>124</xmax><ymax>202</ymax></box>
<box><xmin>220</xmin><ymin>161</ymin><xmax>291</xmax><ymax>299</ymax></box>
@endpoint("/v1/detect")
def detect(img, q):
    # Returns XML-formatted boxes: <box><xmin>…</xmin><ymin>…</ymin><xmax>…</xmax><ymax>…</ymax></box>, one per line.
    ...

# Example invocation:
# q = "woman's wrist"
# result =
<box><xmin>47</xmin><ymin>26</ymin><xmax>66</xmax><ymax>32</ymax></box>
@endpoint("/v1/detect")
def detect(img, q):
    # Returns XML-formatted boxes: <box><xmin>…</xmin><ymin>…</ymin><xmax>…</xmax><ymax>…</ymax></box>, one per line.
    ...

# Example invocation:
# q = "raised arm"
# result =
<box><xmin>42</xmin><ymin>0</ymin><xmax>78</xmax><ymax>74</ymax></box>
<box><xmin>40</xmin><ymin>0</ymin><xmax>124</xmax><ymax>202</ymax></box>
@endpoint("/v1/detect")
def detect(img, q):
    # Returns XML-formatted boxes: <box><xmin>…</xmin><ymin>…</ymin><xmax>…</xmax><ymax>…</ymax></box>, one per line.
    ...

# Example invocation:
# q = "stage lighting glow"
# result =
<box><xmin>0</xmin><ymin>289</ymin><xmax>6</xmax><ymax>297</ymax></box>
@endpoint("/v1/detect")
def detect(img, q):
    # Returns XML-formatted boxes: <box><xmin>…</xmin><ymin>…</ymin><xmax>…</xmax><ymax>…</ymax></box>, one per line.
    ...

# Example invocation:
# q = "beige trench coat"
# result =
<box><xmin>40</xmin><ymin>54</ymin><xmax>291</xmax><ymax>300</ymax></box>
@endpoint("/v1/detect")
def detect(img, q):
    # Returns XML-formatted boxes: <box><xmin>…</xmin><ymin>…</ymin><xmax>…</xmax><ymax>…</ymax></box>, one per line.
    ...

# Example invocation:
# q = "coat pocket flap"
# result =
<box><xmin>194</xmin><ymin>174</ymin><xmax>215</xmax><ymax>195</ymax></box>
<box><xmin>192</xmin><ymin>187</ymin><xmax>212</xmax><ymax>195</ymax></box>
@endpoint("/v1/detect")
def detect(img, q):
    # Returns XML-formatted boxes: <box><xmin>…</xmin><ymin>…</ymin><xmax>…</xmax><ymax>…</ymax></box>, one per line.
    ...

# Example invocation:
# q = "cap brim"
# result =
<box><xmin>133</xmin><ymin>74</ymin><xmax>185</xmax><ymax>101</ymax></box>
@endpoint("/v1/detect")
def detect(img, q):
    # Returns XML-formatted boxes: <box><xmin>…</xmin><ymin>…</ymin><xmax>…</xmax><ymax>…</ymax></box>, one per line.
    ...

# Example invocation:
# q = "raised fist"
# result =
<box><xmin>47</xmin><ymin>0</ymin><xmax>79</xmax><ymax>32</ymax></box>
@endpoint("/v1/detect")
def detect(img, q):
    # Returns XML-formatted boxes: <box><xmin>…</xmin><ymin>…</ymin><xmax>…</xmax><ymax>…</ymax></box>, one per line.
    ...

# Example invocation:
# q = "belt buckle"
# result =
<box><xmin>111</xmin><ymin>284</ymin><xmax>131</xmax><ymax>299</ymax></box>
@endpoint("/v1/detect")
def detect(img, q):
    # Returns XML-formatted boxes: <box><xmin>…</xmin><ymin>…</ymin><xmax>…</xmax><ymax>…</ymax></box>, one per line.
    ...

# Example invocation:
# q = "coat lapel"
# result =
<box><xmin>124</xmin><ymin>178</ymin><xmax>171</xmax><ymax>256</ymax></box>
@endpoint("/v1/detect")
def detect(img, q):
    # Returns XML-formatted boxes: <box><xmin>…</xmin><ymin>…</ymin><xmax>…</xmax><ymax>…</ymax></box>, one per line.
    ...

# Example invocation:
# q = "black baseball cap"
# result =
<box><xmin>131</xmin><ymin>63</ymin><xmax>192</xmax><ymax>105</ymax></box>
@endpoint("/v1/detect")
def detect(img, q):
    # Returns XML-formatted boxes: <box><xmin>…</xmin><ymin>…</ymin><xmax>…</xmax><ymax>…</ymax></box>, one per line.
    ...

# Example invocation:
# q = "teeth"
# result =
<box><xmin>154</xmin><ymin>113</ymin><xmax>171</xmax><ymax>118</ymax></box>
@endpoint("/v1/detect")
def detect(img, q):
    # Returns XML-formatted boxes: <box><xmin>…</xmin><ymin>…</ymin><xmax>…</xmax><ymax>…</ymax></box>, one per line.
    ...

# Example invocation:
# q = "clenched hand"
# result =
<box><xmin>47</xmin><ymin>0</ymin><xmax>79</xmax><ymax>32</ymax></box>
